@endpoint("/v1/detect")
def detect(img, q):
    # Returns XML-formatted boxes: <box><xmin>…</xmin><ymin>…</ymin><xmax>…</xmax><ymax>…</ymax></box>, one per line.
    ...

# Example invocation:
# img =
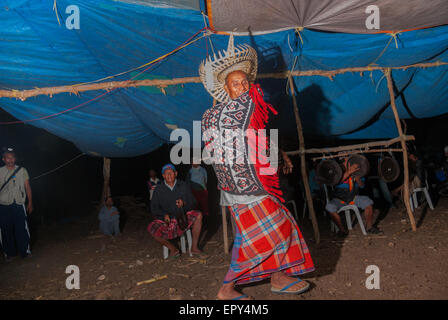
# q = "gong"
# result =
<box><xmin>378</xmin><ymin>157</ymin><xmax>400</xmax><ymax>183</ymax></box>
<box><xmin>347</xmin><ymin>154</ymin><xmax>370</xmax><ymax>178</ymax></box>
<box><xmin>316</xmin><ymin>160</ymin><xmax>343</xmax><ymax>186</ymax></box>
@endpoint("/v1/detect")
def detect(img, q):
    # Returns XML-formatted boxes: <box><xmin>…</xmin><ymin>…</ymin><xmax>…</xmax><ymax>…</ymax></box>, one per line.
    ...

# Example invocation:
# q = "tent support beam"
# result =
<box><xmin>1</xmin><ymin>61</ymin><xmax>446</xmax><ymax>101</ymax></box>
<box><xmin>311</xmin><ymin>148</ymin><xmax>404</xmax><ymax>161</ymax></box>
<box><xmin>288</xmin><ymin>75</ymin><xmax>320</xmax><ymax>244</ymax></box>
<box><xmin>286</xmin><ymin>136</ymin><xmax>415</xmax><ymax>156</ymax></box>
<box><xmin>384</xmin><ymin>68</ymin><xmax>417</xmax><ymax>232</ymax></box>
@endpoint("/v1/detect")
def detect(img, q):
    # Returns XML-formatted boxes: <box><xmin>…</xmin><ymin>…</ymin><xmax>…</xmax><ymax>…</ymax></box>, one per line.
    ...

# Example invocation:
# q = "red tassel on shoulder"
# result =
<box><xmin>248</xmin><ymin>84</ymin><xmax>284</xmax><ymax>203</ymax></box>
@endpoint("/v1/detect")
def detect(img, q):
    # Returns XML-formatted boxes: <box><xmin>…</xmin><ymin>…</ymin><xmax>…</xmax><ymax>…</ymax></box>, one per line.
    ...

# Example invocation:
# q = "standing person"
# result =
<box><xmin>98</xmin><ymin>196</ymin><xmax>120</xmax><ymax>236</ymax></box>
<box><xmin>187</xmin><ymin>162</ymin><xmax>209</xmax><ymax>217</ymax></box>
<box><xmin>199</xmin><ymin>38</ymin><xmax>314</xmax><ymax>300</ymax></box>
<box><xmin>147</xmin><ymin>164</ymin><xmax>203</xmax><ymax>258</ymax></box>
<box><xmin>0</xmin><ymin>148</ymin><xmax>33</xmax><ymax>261</ymax></box>
<box><xmin>147</xmin><ymin>169</ymin><xmax>161</xmax><ymax>212</ymax></box>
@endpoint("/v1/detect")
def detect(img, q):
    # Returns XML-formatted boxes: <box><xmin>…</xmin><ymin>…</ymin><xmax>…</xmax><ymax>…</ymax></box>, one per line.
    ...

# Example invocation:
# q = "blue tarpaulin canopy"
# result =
<box><xmin>1</xmin><ymin>0</ymin><xmax>447</xmax><ymax>157</ymax></box>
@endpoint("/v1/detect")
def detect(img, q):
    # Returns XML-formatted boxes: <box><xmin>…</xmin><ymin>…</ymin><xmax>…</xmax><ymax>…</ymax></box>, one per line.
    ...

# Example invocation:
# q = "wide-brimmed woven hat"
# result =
<box><xmin>199</xmin><ymin>34</ymin><xmax>258</xmax><ymax>103</ymax></box>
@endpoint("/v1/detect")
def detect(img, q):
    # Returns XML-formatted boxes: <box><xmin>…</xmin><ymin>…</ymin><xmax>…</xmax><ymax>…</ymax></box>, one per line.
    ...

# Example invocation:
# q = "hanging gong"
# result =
<box><xmin>347</xmin><ymin>154</ymin><xmax>370</xmax><ymax>178</ymax></box>
<box><xmin>378</xmin><ymin>157</ymin><xmax>400</xmax><ymax>183</ymax></box>
<box><xmin>316</xmin><ymin>160</ymin><xmax>343</xmax><ymax>186</ymax></box>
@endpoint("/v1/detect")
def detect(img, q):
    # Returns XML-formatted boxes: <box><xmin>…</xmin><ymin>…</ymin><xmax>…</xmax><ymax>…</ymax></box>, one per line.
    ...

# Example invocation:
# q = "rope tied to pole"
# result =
<box><xmin>295</xmin><ymin>27</ymin><xmax>305</xmax><ymax>45</ymax></box>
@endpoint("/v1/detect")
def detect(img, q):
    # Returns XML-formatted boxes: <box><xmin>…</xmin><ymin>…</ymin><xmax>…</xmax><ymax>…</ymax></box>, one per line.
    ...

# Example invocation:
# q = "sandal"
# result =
<box><xmin>271</xmin><ymin>279</ymin><xmax>310</xmax><ymax>295</ymax></box>
<box><xmin>216</xmin><ymin>294</ymin><xmax>254</xmax><ymax>300</ymax></box>
<box><xmin>191</xmin><ymin>251</ymin><xmax>208</xmax><ymax>258</ymax></box>
<box><xmin>168</xmin><ymin>251</ymin><xmax>181</xmax><ymax>259</ymax></box>
<box><xmin>367</xmin><ymin>226</ymin><xmax>384</xmax><ymax>234</ymax></box>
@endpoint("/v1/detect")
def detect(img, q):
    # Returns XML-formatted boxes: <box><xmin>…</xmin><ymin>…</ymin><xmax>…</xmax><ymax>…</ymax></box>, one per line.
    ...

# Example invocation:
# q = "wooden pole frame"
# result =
<box><xmin>384</xmin><ymin>68</ymin><xmax>417</xmax><ymax>231</ymax></box>
<box><xmin>286</xmin><ymin>135</ymin><xmax>415</xmax><ymax>156</ymax></box>
<box><xmin>1</xmin><ymin>61</ymin><xmax>446</xmax><ymax>101</ymax></box>
<box><xmin>288</xmin><ymin>75</ymin><xmax>320</xmax><ymax>244</ymax></box>
<box><xmin>310</xmin><ymin>148</ymin><xmax>404</xmax><ymax>161</ymax></box>
<box><xmin>101</xmin><ymin>157</ymin><xmax>111</xmax><ymax>206</ymax></box>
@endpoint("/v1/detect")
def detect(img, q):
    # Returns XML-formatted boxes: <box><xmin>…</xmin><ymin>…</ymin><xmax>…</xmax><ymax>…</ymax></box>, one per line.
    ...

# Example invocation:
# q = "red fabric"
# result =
<box><xmin>248</xmin><ymin>84</ymin><xmax>284</xmax><ymax>202</ymax></box>
<box><xmin>147</xmin><ymin>210</ymin><xmax>201</xmax><ymax>239</ymax></box>
<box><xmin>223</xmin><ymin>196</ymin><xmax>314</xmax><ymax>284</ymax></box>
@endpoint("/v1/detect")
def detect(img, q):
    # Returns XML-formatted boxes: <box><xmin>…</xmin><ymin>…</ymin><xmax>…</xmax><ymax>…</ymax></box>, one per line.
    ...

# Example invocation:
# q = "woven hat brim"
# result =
<box><xmin>199</xmin><ymin>45</ymin><xmax>258</xmax><ymax>103</ymax></box>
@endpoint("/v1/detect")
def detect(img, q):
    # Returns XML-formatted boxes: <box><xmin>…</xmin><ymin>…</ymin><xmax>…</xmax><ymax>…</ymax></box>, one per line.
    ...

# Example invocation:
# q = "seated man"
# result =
<box><xmin>147</xmin><ymin>164</ymin><xmax>203</xmax><ymax>258</ymax></box>
<box><xmin>325</xmin><ymin>157</ymin><xmax>382</xmax><ymax>235</ymax></box>
<box><xmin>98</xmin><ymin>196</ymin><xmax>120</xmax><ymax>236</ymax></box>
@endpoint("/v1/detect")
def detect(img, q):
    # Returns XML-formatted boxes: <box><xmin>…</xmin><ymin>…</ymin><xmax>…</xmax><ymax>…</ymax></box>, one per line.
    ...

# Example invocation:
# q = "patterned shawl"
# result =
<box><xmin>202</xmin><ymin>84</ymin><xmax>283</xmax><ymax>201</ymax></box>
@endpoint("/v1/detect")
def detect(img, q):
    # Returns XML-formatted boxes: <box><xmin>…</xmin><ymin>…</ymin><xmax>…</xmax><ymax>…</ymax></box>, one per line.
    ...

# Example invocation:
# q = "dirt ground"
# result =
<box><xmin>1</xmin><ymin>195</ymin><xmax>447</xmax><ymax>300</ymax></box>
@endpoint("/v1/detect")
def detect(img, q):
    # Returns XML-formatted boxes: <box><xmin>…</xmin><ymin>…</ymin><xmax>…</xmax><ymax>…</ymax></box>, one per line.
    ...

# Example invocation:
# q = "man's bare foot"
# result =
<box><xmin>217</xmin><ymin>283</ymin><xmax>253</xmax><ymax>300</ymax></box>
<box><xmin>270</xmin><ymin>272</ymin><xmax>309</xmax><ymax>293</ymax></box>
<box><xmin>191</xmin><ymin>247</ymin><xmax>202</xmax><ymax>254</ymax></box>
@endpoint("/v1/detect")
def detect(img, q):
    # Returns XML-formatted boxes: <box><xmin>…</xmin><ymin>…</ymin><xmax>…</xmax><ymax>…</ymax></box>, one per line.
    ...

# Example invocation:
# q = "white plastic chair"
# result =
<box><xmin>324</xmin><ymin>185</ymin><xmax>367</xmax><ymax>236</ymax></box>
<box><xmin>162</xmin><ymin>229</ymin><xmax>192</xmax><ymax>259</ymax></box>
<box><xmin>410</xmin><ymin>178</ymin><xmax>434</xmax><ymax>212</ymax></box>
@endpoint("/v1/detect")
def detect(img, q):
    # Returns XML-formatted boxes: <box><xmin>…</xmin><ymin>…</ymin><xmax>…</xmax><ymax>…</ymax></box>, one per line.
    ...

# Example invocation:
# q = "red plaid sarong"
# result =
<box><xmin>224</xmin><ymin>196</ymin><xmax>314</xmax><ymax>284</ymax></box>
<box><xmin>147</xmin><ymin>210</ymin><xmax>201</xmax><ymax>240</ymax></box>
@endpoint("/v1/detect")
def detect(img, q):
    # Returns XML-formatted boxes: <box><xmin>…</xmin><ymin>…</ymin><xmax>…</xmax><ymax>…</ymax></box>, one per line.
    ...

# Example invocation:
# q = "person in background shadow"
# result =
<box><xmin>147</xmin><ymin>169</ymin><xmax>161</xmax><ymax>212</ymax></box>
<box><xmin>187</xmin><ymin>161</ymin><xmax>209</xmax><ymax>217</ymax></box>
<box><xmin>98</xmin><ymin>196</ymin><xmax>120</xmax><ymax>236</ymax></box>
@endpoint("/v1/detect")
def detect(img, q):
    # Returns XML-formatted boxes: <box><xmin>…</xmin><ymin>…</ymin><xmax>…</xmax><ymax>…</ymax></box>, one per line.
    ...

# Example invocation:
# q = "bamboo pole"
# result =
<box><xmin>286</xmin><ymin>135</ymin><xmax>414</xmax><ymax>156</ymax></box>
<box><xmin>311</xmin><ymin>148</ymin><xmax>404</xmax><ymax>161</ymax></box>
<box><xmin>1</xmin><ymin>61</ymin><xmax>446</xmax><ymax>101</ymax></box>
<box><xmin>221</xmin><ymin>205</ymin><xmax>229</xmax><ymax>254</ymax></box>
<box><xmin>288</xmin><ymin>75</ymin><xmax>320</xmax><ymax>244</ymax></box>
<box><xmin>101</xmin><ymin>157</ymin><xmax>111</xmax><ymax>206</ymax></box>
<box><xmin>384</xmin><ymin>68</ymin><xmax>416</xmax><ymax>232</ymax></box>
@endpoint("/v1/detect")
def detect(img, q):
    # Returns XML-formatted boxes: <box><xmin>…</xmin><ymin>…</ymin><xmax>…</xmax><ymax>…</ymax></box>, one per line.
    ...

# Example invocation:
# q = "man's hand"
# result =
<box><xmin>176</xmin><ymin>199</ymin><xmax>184</xmax><ymax>208</ymax></box>
<box><xmin>347</xmin><ymin>163</ymin><xmax>360</xmax><ymax>176</ymax></box>
<box><xmin>26</xmin><ymin>202</ymin><xmax>33</xmax><ymax>214</ymax></box>
<box><xmin>164</xmin><ymin>214</ymin><xmax>170</xmax><ymax>224</ymax></box>
<box><xmin>281</xmin><ymin>150</ymin><xmax>293</xmax><ymax>175</ymax></box>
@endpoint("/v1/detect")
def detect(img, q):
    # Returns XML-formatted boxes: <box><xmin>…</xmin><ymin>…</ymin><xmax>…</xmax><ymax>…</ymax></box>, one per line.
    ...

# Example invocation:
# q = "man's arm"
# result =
<box><xmin>110</xmin><ymin>207</ymin><xmax>119</xmax><ymax>216</ymax></box>
<box><xmin>150</xmin><ymin>188</ymin><xmax>165</xmax><ymax>219</ymax></box>
<box><xmin>280</xmin><ymin>150</ymin><xmax>293</xmax><ymax>174</ymax></box>
<box><xmin>341</xmin><ymin>163</ymin><xmax>360</xmax><ymax>182</ymax></box>
<box><xmin>24</xmin><ymin>179</ymin><xmax>33</xmax><ymax>214</ymax></box>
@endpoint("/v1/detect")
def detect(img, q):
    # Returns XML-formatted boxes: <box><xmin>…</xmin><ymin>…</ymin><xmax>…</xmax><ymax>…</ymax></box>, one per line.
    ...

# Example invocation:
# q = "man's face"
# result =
<box><xmin>224</xmin><ymin>70</ymin><xmax>249</xmax><ymax>100</ymax></box>
<box><xmin>105</xmin><ymin>197</ymin><xmax>113</xmax><ymax>206</ymax></box>
<box><xmin>149</xmin><ymin>170</ymin><xmax>156</xmax><ymax>178</ymax></box>
<box><xmin>162</xmin><ymin>169</ymin><xmax>177</xmax><ymax>184</ymax></box>
<box><xmin>2</xmin><ymin>153</ymin><xmax>16</xmax><ymax>168</ymax></box>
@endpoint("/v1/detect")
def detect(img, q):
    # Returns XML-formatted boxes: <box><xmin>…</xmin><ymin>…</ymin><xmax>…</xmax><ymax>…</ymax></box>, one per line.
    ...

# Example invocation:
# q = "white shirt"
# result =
<box><xmin>219</xmin><ymin>190</ymin><xmax>268</xmax><ymax>206</ymax></box>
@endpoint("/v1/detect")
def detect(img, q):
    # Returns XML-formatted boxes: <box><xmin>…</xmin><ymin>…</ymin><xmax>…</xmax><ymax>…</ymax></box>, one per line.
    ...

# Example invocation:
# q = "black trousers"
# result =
<box><xmin>0</xmin><ymin>203</ymin><xmax>31</xmax><ymax>257</ymax></box>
